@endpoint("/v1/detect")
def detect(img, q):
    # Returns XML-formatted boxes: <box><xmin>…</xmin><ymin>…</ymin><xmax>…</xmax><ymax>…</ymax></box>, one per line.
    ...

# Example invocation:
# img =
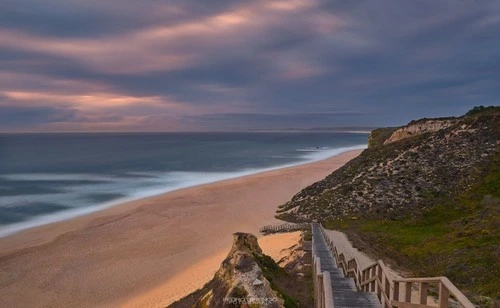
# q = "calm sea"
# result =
<box><xmin>0</xmin><ymin>132</ymin><xmax>367</xmax><ymax>237</ymax></box>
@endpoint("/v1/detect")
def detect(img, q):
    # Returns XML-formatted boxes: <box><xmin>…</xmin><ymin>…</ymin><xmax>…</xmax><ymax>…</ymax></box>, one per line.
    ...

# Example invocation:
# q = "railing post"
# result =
<box><xmin>318</xmin><ymin>273</ymin><xmax>323</xmax><ymax>308</ymax></box>
<box><xmin>318</xmin><ymin>274</ymin><xmax>323</xmax><ymax>308</ymax></box>
<box><xmin>371</xmin><ymin>267</ymin><xmax>377</xmax><ymax>292</ymax></box>
<box><xmin>323</xmin><ymin>271</ymin><xmax>334</xmax><ymax>308</ymax></box>
<box><xmin>363</xmin><ymin>269</ymin><xmax>367</xmax><ymax>292</ymax></box>
<box><xmin>438</xmin><ymin>282</ymin><xmax>449</xmax><ymax>308</ymax></box>
<box><xmin>385</xmin><ymin>277</ymin><xmax>390</xmax><ymax>301</ymax></box>
<box><xmin>313</xmin><ymin>257</ymin><xmax>318</xmax><ymax>308</ymax></box>
<box><xmin>377</xmin><ymin>265</ymin><xmax>383</xmax><ymax>300</ymax></box>
<box><xmin>419</xmin><ymin>282</ymin><xmax>428</xmax><ymax>305</ymax></box>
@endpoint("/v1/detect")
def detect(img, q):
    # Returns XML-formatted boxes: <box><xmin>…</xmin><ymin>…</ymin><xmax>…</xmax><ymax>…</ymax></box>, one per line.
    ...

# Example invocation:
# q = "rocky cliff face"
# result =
<box><xmin>170</xmin><ymin>233</ymin><xmax>284</xmax><ymax>308</ymax></box>
<box><xmin>276</xmin><ymin>108</ymin><xmax>500</xmax><ymax>222</ymax></box>
<box><xmin>209</xmin><ymin>233</ymin><xmax>283</xmax><ymax>308</ymax></box>
<box><xmin>383</xmin><ymin>118</ymin><xmax>457</xmax><ymax>144</ymax></box>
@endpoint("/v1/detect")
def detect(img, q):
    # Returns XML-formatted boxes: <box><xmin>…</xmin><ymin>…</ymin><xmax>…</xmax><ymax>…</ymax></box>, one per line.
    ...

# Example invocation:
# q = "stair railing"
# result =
<box><xmin>318</xmin><ymin>224</ymin><xmax>475</xmax><ymax>308</ymax></box>
<box><xmin>259</xmin><ymin>222</ymin><xmax>310</xmax><ymax>234</ymax></box>
<box><xmin>312</xmin><ymin>224</ymin><xmax>335</xmax><ymax>308</ymax></box>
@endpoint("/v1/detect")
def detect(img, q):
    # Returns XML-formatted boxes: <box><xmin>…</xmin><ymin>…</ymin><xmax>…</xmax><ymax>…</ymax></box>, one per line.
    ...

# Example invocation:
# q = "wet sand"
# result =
<box><xmin>0</xmin><ymin>150</ymin><xmax>362</xmax><ymax>308</ymax></box>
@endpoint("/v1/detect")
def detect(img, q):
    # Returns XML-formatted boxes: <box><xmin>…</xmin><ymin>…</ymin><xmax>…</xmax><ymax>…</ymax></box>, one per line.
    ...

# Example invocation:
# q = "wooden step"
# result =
<box><xmin>312</xmin><ymin>224</ymin><xmax>381</xmax><ymax>308</ymax></box>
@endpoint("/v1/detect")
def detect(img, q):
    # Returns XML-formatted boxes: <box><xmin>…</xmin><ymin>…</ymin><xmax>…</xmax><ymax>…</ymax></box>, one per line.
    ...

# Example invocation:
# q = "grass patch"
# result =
<box><xmin>253</xmin><ymin>251</ymin><xmax>314</xmax><ymax>308</ymax></box>
<box><xmin>325</xmin><ymin>151</ymin><xmax>500</xmax><ymax>305</ymax></box>
<box><xmin>253</xmin><ymin>253</ymin><xmax>299</xmax><ymax>308</ymax></box>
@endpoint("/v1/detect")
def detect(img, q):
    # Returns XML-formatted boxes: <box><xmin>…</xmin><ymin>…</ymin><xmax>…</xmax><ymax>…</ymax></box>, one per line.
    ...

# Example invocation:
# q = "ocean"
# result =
<box><xmin>0</xmin><ymin>132</ymin><xmax>368</xmax><ymax>237</ymax></box>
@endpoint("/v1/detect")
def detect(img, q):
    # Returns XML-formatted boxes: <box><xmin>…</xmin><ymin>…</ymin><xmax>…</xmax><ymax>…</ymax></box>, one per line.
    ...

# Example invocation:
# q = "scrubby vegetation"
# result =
<box><xmin>253</xmin><ymin>253</ymin><xmax>299</xmax><ymax>308</ymax></box>
<box><xmin>170</xmin><ymin>232</ymin><xmax>314</xmax><ymax>308</ymax></box>
<box><xmin>278</xmin><ymin>106</ymin><xmax>500</xmax><ymax>306</ymax></box>
<box><xmin>277</xmin><ymin>108</ymin><xmax>499</xmax><ymax>222</ymax></box>
<box><xmin>325</xmin><ymin>153</ymin><xmax>499</xmax><ymax>303</ymax></box>
<box><xmin>253</xmin><ymin>233</ymin><xmax>315</xmax><ymax>308</ymax></box>
<box><xmin>466</xmin><ymin>105</ymin><xmax>500</xmax><ymax>116</ymax></box>
<box><xmin>367</xmin><ymin>127</ymin><xmax>396</xmax><ymax>147</ymax></box>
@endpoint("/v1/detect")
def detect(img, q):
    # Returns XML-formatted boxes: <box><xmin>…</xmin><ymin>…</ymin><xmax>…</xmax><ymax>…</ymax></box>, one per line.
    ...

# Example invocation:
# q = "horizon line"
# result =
<box><xmin>0</xmin><ymin>128</ymin><xmax>376</xmax><ymax>134</ymax></box>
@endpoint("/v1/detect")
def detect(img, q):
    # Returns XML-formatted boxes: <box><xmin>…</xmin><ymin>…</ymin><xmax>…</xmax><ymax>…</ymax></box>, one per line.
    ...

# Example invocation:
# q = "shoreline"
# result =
<box><xmin>0</xmin><ymin>145</ymin><xmax>366</xmax><ymax>239</ymax></box>
<box><xmin>0</xmin><ymin>149</ymin><xmax>363</xmax><ymax>308</ymax></box>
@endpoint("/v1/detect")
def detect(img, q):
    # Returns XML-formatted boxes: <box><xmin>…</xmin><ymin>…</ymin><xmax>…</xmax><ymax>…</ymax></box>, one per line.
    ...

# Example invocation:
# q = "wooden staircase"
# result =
<box><xmin>312</xmin><ymin>223</ymin><xmax>381</xmax><ymax>308</ymax></box>
<box><xmin>312</xmin><ymin>223</ymin><xmax>476</xmax><ymax>308</ymax></box>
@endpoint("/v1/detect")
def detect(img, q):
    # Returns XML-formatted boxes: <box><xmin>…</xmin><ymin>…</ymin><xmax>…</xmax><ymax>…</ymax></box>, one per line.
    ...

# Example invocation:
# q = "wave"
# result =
<box><xmin>0</xmin><ymin>173</ymin><xmax>118</xmax><ymax>182</ymax></box>
<box><xmin>0</xmin><ymin>144</ymin><xmax>366</xmax><ymax>238</ymax></box>
<box><xmin>295</xmin><ymin>146</ymin><xmax>330</xmax><ymax>152</ymax></box>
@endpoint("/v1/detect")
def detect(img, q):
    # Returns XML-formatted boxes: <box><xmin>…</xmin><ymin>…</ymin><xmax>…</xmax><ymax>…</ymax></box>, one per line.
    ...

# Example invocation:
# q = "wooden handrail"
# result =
<box><xmin>312</xmin><ymin>226</ymin><xmax>335</xmax><ymax>308</ymax></box>
<box><xmin>260</xmin><ymin>222</ymin><xmax>310</xmax><ymax>234</ymax></box>
<box><xmin>392</xmin><ymin>277</ymin><xmax>475</xmax><ymax>308</ymax></box>
<box><xmin>317</xmin><ymin>224</ymin><xmax>475</xmax><ymax>308</ymax></box>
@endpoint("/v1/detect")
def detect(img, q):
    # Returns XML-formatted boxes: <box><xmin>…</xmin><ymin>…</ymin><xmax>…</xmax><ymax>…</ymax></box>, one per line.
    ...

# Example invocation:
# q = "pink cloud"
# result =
<box><xmin>37</xmin><ymin>113</ymin><xmax>197</xmax><ymax>132</ymax></box>
<box><xmin>0</xmin><ymin>0</ymin><xmax>340</xmax><ymax>75</ymax></box>
<box><xmin>1</xmin><ymin>90</ymin><xmax>171</xmax><ymax>109</ymax></box>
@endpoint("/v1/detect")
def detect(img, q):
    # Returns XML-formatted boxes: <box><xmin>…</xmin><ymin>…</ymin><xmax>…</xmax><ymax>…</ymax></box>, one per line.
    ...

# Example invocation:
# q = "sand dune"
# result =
<box><xmin>0</xmin><ymin>150</ymin><xmax>361</xmax><ymax>308</ymax></box>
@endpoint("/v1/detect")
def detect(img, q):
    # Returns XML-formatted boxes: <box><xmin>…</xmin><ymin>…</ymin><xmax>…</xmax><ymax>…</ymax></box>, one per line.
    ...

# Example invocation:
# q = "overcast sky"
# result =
<box><xmin>0</xmin><ymin>0</ymin><xmax>499</xmax><ymax>132</ymax></box>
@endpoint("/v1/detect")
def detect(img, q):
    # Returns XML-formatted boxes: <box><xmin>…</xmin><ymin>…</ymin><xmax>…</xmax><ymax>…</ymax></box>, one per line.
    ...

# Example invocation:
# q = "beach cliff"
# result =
<box><xmin>276</xmin><ymin>106</ymin><xmax>500</xmax><ymax>306</ymax></box>
<box><xmin>277</xmin><ymin>106</ymin><xmax>499</xmax><ymax>221</ymax></box>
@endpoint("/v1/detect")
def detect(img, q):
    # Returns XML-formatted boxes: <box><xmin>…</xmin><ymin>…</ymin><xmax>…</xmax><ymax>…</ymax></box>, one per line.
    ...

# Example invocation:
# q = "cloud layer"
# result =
<box><xmin>1</xmin><ymin>0</ymin><xmax>499</xmax><ymax>131</ymax></box>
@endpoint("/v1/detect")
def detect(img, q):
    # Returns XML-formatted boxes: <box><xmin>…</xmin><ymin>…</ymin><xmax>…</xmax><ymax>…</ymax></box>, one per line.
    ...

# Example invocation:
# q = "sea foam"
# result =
<box><xmin>0</xmin><ymin>145</ymin><xmax>366</xmax><ymax>238</ymax></box>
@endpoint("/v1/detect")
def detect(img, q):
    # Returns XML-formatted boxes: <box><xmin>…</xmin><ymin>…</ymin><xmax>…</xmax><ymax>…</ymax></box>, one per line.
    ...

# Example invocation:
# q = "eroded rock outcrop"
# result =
<box><xmin>209</xmin><ymin>233</ymin><xmax>283</xmax><ymax>307</ymax></box>
<box><xmin>383</xmin><ymin>118</ymin><xmax>457</xmax><ymax>144</ymax></box>
<box><xmin>170</xmin><ymin>233</ymin><xmax>284</xmax><ymax>308</ymax></box>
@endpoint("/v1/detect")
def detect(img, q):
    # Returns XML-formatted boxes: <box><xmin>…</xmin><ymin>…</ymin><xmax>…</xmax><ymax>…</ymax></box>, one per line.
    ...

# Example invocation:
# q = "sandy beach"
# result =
<box><xmin>0</xmin><ymin>149</ymin><xmax>362</xmax><ymax>308</ymax></box>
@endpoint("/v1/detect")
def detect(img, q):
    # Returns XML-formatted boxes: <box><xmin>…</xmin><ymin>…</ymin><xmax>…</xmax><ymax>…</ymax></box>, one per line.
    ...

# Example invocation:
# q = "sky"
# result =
<box><xmin>0</xmin><ymin>0</ymin><xmax>499</xmax><ymax>132</ymax></box>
